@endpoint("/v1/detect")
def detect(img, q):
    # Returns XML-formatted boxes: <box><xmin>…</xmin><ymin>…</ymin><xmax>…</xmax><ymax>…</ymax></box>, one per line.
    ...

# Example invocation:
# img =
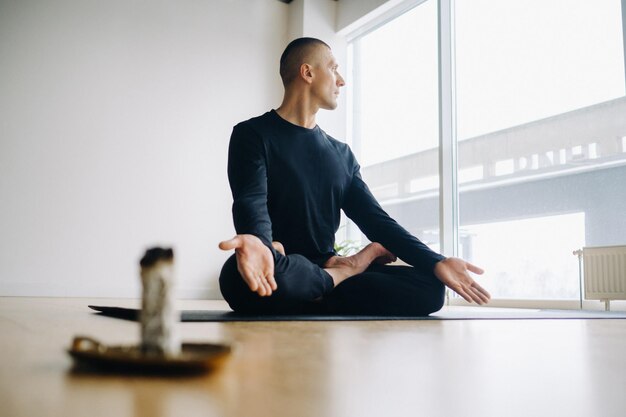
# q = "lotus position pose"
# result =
<box><xmin>218</xmin><ymin>37</ymin><xmax>490</xmax><ymax>315</ymax></box>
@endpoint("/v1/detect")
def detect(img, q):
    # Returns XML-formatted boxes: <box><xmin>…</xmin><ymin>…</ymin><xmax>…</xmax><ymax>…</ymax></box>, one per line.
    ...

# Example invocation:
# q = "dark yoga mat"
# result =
<box><xmin>89</xmin><ymin>305</ymin><xmax>626</xmax><ymax>322</ymax></box>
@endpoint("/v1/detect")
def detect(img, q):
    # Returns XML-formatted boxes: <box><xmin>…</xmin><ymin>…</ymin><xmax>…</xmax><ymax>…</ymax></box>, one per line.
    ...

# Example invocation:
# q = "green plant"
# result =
<box><xmin>334</xmin><ymin>239</ymin><xmax>363</xmax><ymax>257</ymax></box>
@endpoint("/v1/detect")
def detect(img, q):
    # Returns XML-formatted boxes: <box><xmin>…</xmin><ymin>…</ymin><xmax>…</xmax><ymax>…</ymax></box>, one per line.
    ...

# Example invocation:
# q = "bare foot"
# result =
<box><xmin>323</xmin><ymin>242</ymin><xmax>396</xmax><ymax>287</ymax></box>
<box><xmin>272</xmin><ymin>241</ymin><xmax>285</xmax><ymax>255</ymax></box>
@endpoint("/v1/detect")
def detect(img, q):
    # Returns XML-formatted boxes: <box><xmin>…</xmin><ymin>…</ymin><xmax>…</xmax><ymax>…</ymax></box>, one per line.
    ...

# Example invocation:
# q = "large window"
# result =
<box><xmin>349</xmin><ymin>0</ymin><xmax>626</xmax><ymax>303</ymax></box>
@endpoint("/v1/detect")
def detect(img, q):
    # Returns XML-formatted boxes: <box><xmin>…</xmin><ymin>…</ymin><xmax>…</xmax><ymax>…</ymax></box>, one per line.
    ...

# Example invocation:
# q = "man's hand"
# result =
<box><xmin>433</xmin><ymin>257</ymin><xmax>490</xmax><ymax>305</ymax></box>
<box><xmin>219</xmin><ymin>235</ymin><xmax>278</xmax><ymax>297</ymax></box>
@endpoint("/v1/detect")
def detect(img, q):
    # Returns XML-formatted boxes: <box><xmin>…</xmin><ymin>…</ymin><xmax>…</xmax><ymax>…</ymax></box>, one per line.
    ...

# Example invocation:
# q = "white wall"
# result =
<box><xmin>0</xmin><ymin>0</ymin><xmax>288</xmax><ymax>298</ymax></box>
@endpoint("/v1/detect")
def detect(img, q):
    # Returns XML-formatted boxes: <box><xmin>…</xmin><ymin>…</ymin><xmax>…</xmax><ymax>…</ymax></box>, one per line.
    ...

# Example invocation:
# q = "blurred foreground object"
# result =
<box><xmin>139</xmin><ymin>247</ymin><xmax>180</xmax><ymax>356</ymax></box>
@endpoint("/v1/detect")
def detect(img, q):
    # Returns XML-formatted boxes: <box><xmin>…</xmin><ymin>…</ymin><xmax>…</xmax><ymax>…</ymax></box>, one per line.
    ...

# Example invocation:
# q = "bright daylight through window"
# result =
<box><xmin>349</xmin><ymin>0</ymin><xmax>626</xmax><ymax>301</ymax></box>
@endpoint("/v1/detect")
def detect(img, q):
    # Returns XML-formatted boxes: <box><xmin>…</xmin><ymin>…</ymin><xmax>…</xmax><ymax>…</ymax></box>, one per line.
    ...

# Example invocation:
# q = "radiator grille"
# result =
<box><xmin>583</xmin><ymin>245</ymin><xmax>626</xmax><ymax>300</ymax></box>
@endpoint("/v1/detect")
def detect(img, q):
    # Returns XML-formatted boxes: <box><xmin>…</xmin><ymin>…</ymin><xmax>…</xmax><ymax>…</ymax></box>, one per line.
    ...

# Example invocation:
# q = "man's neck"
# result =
<box><xmin>276</xmin><ymin>92</ymin><xmax>318</xmax><ymax>129</ymax></box>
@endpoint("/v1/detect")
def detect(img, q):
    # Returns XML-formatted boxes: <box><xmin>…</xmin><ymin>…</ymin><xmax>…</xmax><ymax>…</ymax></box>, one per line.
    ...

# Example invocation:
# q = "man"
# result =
<box><xmin>218</xmin><ymin>37</ymin><xmax>490</xmax><ymax>315</ymax></box>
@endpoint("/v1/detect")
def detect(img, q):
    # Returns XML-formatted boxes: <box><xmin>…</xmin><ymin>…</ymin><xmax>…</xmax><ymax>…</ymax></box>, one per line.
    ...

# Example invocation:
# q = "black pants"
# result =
<box><xmin>219</xmin><ymin>253</ymin><xmax>445</xmax><ymax>316</ymax></box>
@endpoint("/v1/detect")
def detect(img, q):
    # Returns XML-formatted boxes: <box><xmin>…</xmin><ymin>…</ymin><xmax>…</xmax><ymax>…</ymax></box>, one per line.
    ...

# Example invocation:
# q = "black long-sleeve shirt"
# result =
<box><xmin>227</xmin><ymin>110</ymin><xmax>445</xmax><ymax>273</ymax></box>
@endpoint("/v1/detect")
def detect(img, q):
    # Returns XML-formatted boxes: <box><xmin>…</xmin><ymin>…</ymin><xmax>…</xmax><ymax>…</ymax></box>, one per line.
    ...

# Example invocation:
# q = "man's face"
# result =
<box><xmin>310</xmin><ymin>46</ymin><xmax>345</xmax><ymax>110</ymax></box>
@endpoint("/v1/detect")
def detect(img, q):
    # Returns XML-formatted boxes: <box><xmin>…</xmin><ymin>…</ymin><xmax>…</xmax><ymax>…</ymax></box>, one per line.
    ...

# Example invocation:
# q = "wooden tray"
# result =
<box><xmin>68</xmin><ymin>336</ymin><xmax>231</xmax><ymax>374</ymax></box>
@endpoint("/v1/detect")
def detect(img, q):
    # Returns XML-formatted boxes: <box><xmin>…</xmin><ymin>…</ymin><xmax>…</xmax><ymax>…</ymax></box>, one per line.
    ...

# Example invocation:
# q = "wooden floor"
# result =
<box><xmin>1</xmin><ymin>297</ymin><xmax>625</xmax><ymax>417</ymax></box>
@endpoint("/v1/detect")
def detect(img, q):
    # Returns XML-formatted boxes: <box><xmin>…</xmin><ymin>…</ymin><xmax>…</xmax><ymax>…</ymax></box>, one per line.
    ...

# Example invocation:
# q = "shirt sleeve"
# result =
<box><xmin>341</xmin><ymin>160</ymin><xmax>446</xmax><ymax>273</ymax></box>
<box><xmin>227</xmin><ymin>123</ymin><xmax>274</xmax><ymax>248</ymax></box>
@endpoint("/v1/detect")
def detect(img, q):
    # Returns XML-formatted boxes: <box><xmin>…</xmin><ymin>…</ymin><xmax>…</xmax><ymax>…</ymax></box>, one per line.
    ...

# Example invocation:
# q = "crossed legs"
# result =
<box><xmin>218</xmin><ymin>237</ymin><xmax>445</xmax><ymax>315</ymax></box>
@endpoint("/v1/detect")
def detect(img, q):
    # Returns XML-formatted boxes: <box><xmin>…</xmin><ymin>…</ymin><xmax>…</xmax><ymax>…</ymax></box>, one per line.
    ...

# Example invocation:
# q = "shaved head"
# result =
<box><xmin>279</xmin><ymin>37</ymin><xmax>330</xmax><ymax>87</ymax></box>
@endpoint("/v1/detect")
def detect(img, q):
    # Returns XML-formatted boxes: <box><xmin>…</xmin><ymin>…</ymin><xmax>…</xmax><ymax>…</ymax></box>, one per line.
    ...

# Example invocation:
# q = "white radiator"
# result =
<box><xmin>582</xmin><ymin>245</ymin><xmax>626</xmax><ymax>309</ymax></box>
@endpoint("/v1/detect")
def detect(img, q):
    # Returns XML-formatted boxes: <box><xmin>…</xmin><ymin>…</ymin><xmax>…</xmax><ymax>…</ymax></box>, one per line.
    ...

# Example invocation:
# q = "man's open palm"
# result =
<box><xmin>433</xmin><ymin>257</ymin><xmax>490</xmax><ymax>305</ymax></box>
<box><xmin>219</xmin><ymin>235</ymin><xmax>277</xmax><ymax>297</ymax></box>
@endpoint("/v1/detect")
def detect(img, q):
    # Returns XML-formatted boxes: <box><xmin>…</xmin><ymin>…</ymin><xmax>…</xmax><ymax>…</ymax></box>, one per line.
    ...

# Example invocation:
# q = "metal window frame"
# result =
<box><xmin>437</xmin><ymin>0</ymin><xmax>457</xmax><ymax>259</ymax></box>
<box><xmin>623</xmin><ymin>0</ymin><xmax>626</xmax><ymax>88</ymax></box>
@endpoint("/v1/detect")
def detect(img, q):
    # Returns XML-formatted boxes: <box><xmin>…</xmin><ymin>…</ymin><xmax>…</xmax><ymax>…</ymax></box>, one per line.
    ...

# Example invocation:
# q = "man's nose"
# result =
<box><xmin>337</xmin><ymin>72</ymin><xmax>346</xmax><ymax>87</ymax></box>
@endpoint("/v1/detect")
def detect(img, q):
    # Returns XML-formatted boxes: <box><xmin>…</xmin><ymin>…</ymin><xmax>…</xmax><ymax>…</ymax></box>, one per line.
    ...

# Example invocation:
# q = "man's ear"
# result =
<box><xmin>300</xmin><ymin>63</ymin><xmax>314</xmax><ymax>84</ymax></box>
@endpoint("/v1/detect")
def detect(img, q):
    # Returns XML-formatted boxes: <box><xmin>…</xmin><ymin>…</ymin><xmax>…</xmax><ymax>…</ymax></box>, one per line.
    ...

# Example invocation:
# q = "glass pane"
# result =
<box><xmin>456</xmin><ymin>0</ymin><xmax>626</xmax><ymax>299</ymax></box>
<box><xmin>348</xmin><ymin>0</ymin><xmax>440</xmax><ymax>251</ymax></box>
